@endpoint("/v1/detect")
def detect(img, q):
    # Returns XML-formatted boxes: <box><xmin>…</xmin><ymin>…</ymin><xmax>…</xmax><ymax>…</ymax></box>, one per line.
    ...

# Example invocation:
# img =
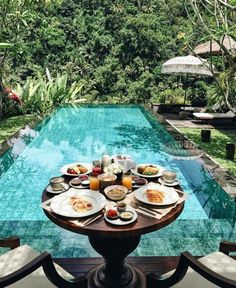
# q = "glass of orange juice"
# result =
<box><xmin>89</xmin><ymin>173</ymin><xmax>100</xmax><ymax>191</ymax></box>
<box><xmin>122</xmin><ymin>172</ymin><xmax>132</xmax><ymax>193</ymax></box>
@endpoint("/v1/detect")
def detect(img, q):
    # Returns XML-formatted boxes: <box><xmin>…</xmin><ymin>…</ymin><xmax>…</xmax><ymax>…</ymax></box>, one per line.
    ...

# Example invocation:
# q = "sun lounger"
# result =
<box><xmin>193</xmin><ymin>110</ymin><xmax>235</xmax><ymax>121</ymax></box>
<box><xmin>180</xmin><ymin>107</ymin><xmax>206</xmax><ymax>113</ymax></box>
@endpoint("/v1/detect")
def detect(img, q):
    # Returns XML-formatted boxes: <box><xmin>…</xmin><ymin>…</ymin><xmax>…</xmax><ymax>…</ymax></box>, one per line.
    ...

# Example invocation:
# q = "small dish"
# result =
<box><xmin>116</xmin><ymin>202</ymin><xmax>127</xmax><ymax>212</ymax></box>
<box><xmin>132</xmin><ymin>177</ymin><xmax>148</xmax><ymax>188</ymax></box>
<box><xmin>104</xmin><ymin>185</ymin><xmax>127</xmax><ymax>201</ymax></box>
<box><xmin>81</xmin><ymin>180</ymin><xmax>90</xmax><ymax>186</ymax></box>
<box><xmin>119</xmin><ymin>211</ymin><xmax>134</xmax><ymax>221</ymax></box>
<box><xmin>106</xmin><ymin>209</ymin><xmax>119</xmax><ymax>220</ymax></box>
<box><xmin>46</xmin><ymin>183</ymin><xmax>70</xmax><ymax>194</ymax></box>
<box><xmin>104</xmin><ymin>205</ymin><xmax>137</xmax><ymax>226</ymax></box>
<box><xmin>70</xmin><ymin>177</ymin><xmax>81</xmax><ymax>186</ymax></box>
<box><xmin>69</xmin><ymin>176</ymin><xmax>90</xmax><ymax>189</ymax></box>
<box><xmin>158</xmin><ymin>177</ymin><xmax>180</xmax><ymax>187</ymax></box>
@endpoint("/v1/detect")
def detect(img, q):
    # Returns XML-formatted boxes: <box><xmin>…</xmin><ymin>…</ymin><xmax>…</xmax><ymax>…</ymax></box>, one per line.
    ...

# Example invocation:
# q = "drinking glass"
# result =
<box><xmin>122</xmin><ymin>172</ymin><xmax>132</xmax><ymax>193</ymax></box>
<box><xmin>89</xmin><ymin>173</ymin><xmax>100</xmax><ymax>191</ymax></box>
<box><xmin>162</xmin><ymin>170</ymin><xmax>177</xmax><ymax>183</ymax></box>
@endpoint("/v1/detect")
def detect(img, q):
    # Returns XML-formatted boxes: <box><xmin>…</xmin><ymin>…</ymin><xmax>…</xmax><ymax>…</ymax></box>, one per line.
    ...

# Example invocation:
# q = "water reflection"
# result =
<box><xmin>175</xmin><ymin>158</ymin><xmax>236</xmax><ymax>225</ymax></box>
<box><xmin>0</xmin><ymin>125</ymin><xmax>39</xmax><ymax>177</ymax></box>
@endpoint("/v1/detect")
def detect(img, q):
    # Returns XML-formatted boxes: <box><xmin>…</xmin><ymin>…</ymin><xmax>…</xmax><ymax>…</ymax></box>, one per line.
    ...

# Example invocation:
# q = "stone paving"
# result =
<box><xmin>149</xmin><ymin>109</ymin><xmax>236</xmax><ymax>199</ymax></box>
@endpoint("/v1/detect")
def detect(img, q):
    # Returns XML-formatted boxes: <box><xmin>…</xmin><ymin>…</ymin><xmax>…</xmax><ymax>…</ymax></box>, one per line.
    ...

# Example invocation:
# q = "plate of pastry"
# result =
<box><xmin>50</xmin><ymin>189</ymin><xmax>106</xmax><ymax>218</ymax></box>
<box><xmin>134</xmin><ymin>183</ymin><xmax>179</xmax><ymax>206</ymax></box>
<box><xmin>131</xmin><ymin>164</ymin><xmax>165</xmax><ymax>178</ymax></box>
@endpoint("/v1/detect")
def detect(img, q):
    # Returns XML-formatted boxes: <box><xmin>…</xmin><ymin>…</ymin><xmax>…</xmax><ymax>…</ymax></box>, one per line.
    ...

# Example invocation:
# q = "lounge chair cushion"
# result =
<box><xmin>193</xmin><ymin>111</ymin><xmax>235</xmax><ymax>120</ymax></box>
<box><xmin>0</xmin><ymin>245</ymin><xmax>74</xmax><ymax>287</ymax></box>
<box><xmin>163</xmin><ymin>251</ymin><xmax>236</xmax><ymax>287</ymax></box>
<box><xmin>180</xmin><ymin>107</ymin><xmax>206</xmax><ymax>113</ymax></box>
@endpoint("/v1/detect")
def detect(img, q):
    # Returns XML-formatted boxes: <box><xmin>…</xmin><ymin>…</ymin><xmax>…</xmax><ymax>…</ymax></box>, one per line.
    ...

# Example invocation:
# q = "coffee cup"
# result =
<box><xmin>50</xmin><ymin>177</ymin><xmax>64</xmax><ymax>190</ymax></box>
<box><xmin>162</xmin><ymin>170</ymin><xmax>176</xmax><ymax>183</ymax></box>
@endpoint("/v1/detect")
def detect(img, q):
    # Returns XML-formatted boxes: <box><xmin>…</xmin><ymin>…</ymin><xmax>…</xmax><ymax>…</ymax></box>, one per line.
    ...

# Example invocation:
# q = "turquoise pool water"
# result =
<box><xmin>0</xmin><ymin>105</ymin><xmax>236</xmax><ymax>257</ymax></box>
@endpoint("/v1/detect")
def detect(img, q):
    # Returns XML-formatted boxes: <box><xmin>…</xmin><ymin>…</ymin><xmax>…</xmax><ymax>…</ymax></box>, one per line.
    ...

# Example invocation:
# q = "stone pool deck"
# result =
<box><xmin>148</xmin><ymin>108</ymin><xmax>236</xmax><ymax>200</ymax></box>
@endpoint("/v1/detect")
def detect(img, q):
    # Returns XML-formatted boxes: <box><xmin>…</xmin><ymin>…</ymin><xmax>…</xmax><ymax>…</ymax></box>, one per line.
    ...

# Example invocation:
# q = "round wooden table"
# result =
<box><xmin>42</xmin><ymin>178</ymin><xmax>184</xmax><ymax>288</ymax></box>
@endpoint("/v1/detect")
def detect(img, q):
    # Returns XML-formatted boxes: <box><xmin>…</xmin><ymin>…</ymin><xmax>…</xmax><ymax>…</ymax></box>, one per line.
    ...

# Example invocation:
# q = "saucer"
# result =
<box><xmin>46</xmin><ymin>183</ymin><xmax>70</xmax><ymax>194</ymax></box>
<box><xmin>158</xmin><ymin>177</ymin><xmax>179</xmax><ymax>187</ymax></box>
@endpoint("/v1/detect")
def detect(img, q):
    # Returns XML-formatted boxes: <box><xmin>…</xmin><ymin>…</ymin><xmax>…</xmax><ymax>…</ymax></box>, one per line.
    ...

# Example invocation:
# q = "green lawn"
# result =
<box><xmin>0</xmin><ymin>115</ymin><xmax>38</xmax><ymax>144</ymax></box>
<box><xmin>179</xmin><ymin>128</ymin><xmax>236</xmax><ymax>177</ymax></box>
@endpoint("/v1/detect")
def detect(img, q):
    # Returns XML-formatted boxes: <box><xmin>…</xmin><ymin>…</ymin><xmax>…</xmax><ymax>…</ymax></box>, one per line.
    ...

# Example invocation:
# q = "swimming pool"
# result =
<box><xmin>0</xmin><ymin>105</ymin><xmax>236</xmax><ymax>257</ymax></box>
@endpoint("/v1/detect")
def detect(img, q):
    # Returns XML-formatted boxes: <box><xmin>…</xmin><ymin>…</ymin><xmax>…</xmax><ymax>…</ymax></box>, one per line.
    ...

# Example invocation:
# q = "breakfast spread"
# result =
<box><xmin>67</xmin><ymin>164</ymin><xmax>88</xmax><ymax>175</ymax></box>
<box><xmin>69</xmin><ymin>197</ymin><xmax>93</xmax><ymax>212</ymax></box>
<box><xmin>137</xmin><ymin>165</ymin><xmax>159</xmax><ymax>176</ymax></box>
<box><xmin>146</xmin><ymin>189</ymin><xmax>165</xmax><ymax>203</ymax></box>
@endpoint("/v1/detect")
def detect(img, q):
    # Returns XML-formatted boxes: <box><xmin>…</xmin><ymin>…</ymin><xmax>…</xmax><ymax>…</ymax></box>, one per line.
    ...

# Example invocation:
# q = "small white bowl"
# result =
<box><xmin>104</xmin><ymin>185</ymin><xmax>128</xmax><ymax>201</ymax></box>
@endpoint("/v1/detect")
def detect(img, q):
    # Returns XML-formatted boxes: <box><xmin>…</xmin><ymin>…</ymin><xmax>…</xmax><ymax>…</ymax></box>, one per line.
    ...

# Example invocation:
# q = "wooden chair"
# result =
<box><xmin>0</xmin><ymin>237</ymin><xmax>87</xmax><ymax>287</ymax></box>
<box><xmin>146</xmin><ymin>240</ymin><xmax>236</xmax><ymax>288</ymax></box>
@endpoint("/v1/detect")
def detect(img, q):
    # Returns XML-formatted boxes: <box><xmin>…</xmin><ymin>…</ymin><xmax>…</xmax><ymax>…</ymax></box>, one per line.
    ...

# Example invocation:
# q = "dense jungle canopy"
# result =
<box><xmin>0</xmin><ymin>0</ymin><xmax>235</xmax><ymax>114</ymax></box>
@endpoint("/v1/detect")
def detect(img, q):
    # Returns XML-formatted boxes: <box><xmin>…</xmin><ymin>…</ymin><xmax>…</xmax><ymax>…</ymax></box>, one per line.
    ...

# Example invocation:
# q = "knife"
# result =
<box><xmin>138</xmin><ymin>206</ymin><xmax>162</xmax><ymax>216</ymax></box>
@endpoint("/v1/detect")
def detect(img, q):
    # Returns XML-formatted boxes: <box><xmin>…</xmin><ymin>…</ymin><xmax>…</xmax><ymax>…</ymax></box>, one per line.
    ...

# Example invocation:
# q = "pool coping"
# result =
<box><xmin>146</xmin><ymin>105</ymin><xmax>236</xmax><ymax>200</ymax></box>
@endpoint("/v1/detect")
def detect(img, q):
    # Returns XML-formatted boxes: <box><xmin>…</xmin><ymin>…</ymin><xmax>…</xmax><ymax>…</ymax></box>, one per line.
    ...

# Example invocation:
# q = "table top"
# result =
<box><xmin>42</xmin><ymin>177</ymin><xmax>184</xmax><ymax>238</ymax></box>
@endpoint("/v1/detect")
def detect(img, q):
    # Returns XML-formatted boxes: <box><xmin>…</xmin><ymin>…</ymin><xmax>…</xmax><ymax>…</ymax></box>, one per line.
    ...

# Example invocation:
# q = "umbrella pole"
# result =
<box><xmin>183</xmin><ymin>73</ymin><xmax>188</xmax><ymax>108</ymax></box>
<box><xmin>184</xmin><ymin>89</ymin><xmax>187</xmax><ymax>107</ymax></box>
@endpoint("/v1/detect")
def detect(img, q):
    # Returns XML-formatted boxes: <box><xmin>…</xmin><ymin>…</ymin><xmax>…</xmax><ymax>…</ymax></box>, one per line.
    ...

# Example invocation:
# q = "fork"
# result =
<box><xmin>138</xmin><ymin>206</ymin><xmax>163</xmax><ymax>215</ymax></box>
<box><xmin>80</xmin><ymin>213</ymin><xmax>103</xmax><ymax>226</ymax></box>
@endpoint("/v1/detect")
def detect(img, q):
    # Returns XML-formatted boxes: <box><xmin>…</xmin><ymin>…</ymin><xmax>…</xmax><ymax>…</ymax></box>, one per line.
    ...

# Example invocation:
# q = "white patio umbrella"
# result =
<box><xmin>162</xmin><ymin>55</ymin><xmax>214</xmax><ymax>106</ymax></box>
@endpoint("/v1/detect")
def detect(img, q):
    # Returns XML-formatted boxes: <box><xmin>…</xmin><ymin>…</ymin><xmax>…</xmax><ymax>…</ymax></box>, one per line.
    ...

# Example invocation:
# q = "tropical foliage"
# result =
<box><xmin>185</xmin><ymin>0</ymin><xmax>236</xmax><ymax>112</ymax></box>
<box><xmin>14</xmin><ymin>71</ymin><xmax>83</xmax><ymax>114</ymax></box>
<box><xmin>0</xmin><ymin>0</ymin><xmax>235</xmax><ymax>118</ymax></box>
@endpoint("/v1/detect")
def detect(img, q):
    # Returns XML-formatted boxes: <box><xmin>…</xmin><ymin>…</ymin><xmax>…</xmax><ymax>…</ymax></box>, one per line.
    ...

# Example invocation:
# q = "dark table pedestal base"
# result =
<box><xmin>87</xmin><ymin>235</ymin><xmax>145</xmax><ymax>288</ymax></box>
<box><xmin>87</xmin><ymin>263</ymin><xmax>145</xmax><ymax>288</ymax></box>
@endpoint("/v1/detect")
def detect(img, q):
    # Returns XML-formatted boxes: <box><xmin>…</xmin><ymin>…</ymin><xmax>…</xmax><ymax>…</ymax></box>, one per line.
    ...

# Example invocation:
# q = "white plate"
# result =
<box><xmin>134</xmin><ymin>183</ymin><xmax>179</xmax><ymax>206</ymax></box>
<box><xmin>60</xmin><ymin>162</ymin><xmax>92</xmax><ymax>176</ymax></box>
<box><xmin>131</xmin><ymin>164</ymin><xmax>165</xmax><ymax>178</ymax></box>
<box><xmin>158</xmin><ymin>178</ymin><xmax>180</xmax><ymax>187</ymax></box>
<box><xmin>104</xmin><ymin>205</ymin><xmax>137</xmax><ymax>226</ymax></box>
<box><xmin>46</xmin><ymin>183</ymin><xmax>70</xmax><ymax>194</ymax></box>
<box><xmin>50</xmin><ymin>189</ymin><xmax>106</xmax><ymax>218</ymax></box>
